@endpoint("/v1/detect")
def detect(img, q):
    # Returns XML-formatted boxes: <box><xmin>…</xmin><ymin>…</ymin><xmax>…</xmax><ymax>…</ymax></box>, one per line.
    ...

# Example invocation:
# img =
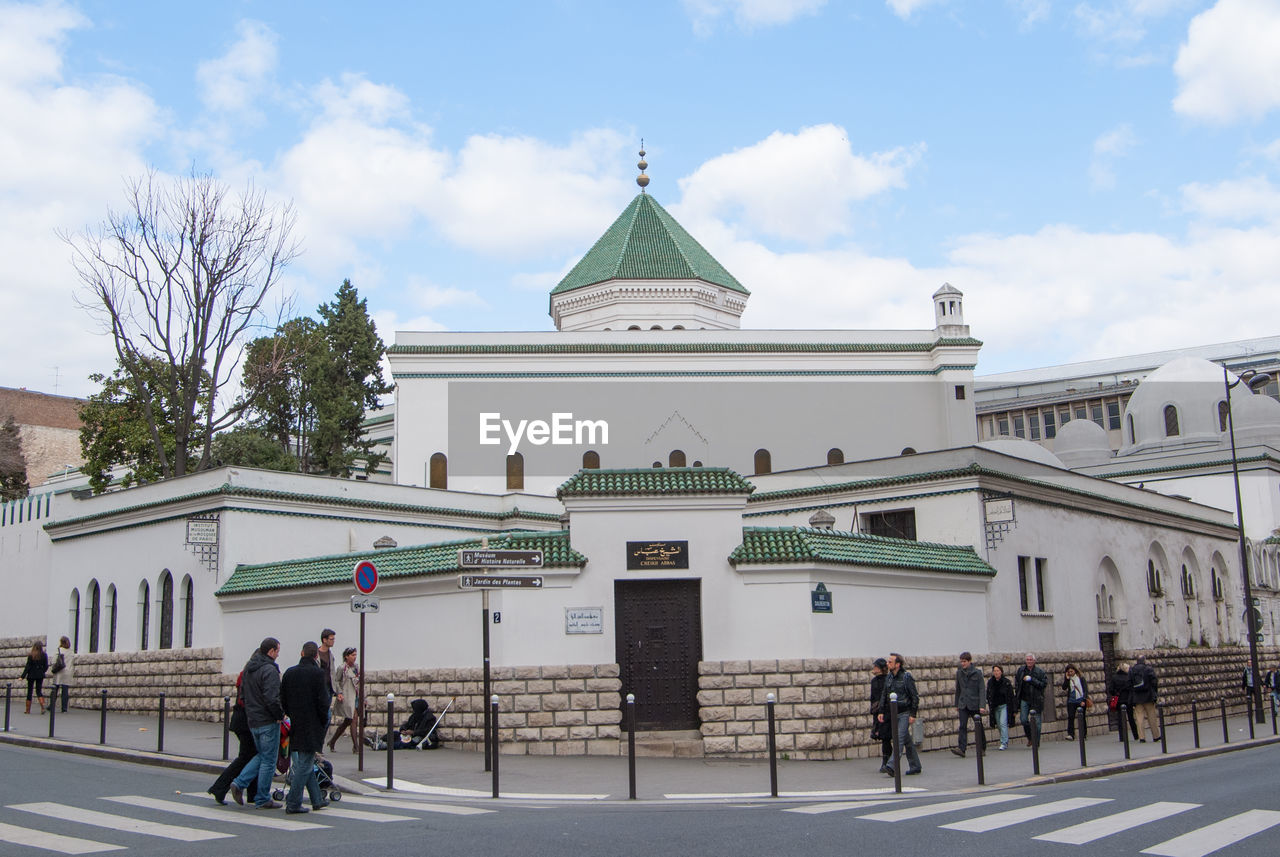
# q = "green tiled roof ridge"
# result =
<box><xmin>557</xmin><ymin>466</ymin><xmax>755</xmax><ymax>498</ymax></box>
<box><xmin>552</xmin><ymin>194</ymin><xmax>747</xmax><ymax>295</ymax></box>
<box><xmin>388</xmin><ymin>338</ymin><xmax>983</xmax><ymax>355</ymax></box>
<box><xmin>217</xmin><ymin>530</ymin><xmax>584</xmax><ymax>597</ymax></box>
<box><xmin>729</xmin><ymin>526</ymin><xmax>994</xmax><ymax>576</ymax></box>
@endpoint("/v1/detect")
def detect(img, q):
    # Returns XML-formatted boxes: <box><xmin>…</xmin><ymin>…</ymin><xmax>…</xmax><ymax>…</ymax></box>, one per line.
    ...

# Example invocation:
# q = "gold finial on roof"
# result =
<box><xmin>636</xmin><ymin>139</ymin><xmax>649</xmax><ymax>192</ymax></box>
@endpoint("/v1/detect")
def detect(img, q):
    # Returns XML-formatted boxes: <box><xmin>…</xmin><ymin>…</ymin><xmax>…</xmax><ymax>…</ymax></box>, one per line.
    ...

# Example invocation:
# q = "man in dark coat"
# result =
<box><xmin>877</xmin><ymin>652</ymin><xmax>922</xmax><ymax>776</ymax></box>
<box><xmin>870</xmin><ymin>658</ymin><xmax>892</xmax><ymax>773</ymax></box>
<box><xmin>952</xmin><ymin>651</ymin><xmax>986</xmax><ymax>757</ymax></box>
<box><xmin>1129</xmin><ymin>655</ymin><xmax>1160</xmax><ymax>742</ymax></box>
<box><xmin>1013</xmin><ymin>652</ymin><xmax>1047</xmax><ymax>746</ymax></box>
<box><xmin>280</xmin><ymin>641</ymin><xmax>331</xmax><ymax>813</ymax></box>
<box><xmin>231</xmin><ymin>638</ymin><xmax>283</xmax><ymax>808</ymax></box>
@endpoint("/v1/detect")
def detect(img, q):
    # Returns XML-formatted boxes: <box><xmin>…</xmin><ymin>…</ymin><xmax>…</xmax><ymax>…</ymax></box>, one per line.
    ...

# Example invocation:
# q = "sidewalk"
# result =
<box><xmin>2</xmin><ymin>702</ymin><xmax>1278</xmax><ymax>803</ymax></box>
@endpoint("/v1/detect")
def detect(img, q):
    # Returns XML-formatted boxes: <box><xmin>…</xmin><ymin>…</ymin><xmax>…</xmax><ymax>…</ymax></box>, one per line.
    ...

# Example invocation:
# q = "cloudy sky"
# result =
<box><xmin>3</xmin><ymin>0</ymin><xmax>1280</xmax><ymax>398</ymax></box>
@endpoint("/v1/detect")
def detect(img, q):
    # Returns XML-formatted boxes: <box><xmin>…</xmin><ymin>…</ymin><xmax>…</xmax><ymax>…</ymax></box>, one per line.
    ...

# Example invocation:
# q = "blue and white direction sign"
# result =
<box><xmin>353</xmin><ymin>560</ymin><xmax>378</xmax><ymax>595</ymax></box>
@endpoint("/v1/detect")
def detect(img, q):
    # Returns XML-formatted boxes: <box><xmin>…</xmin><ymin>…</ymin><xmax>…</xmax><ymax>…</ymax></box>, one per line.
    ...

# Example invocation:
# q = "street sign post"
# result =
<box><xmin>459</xmin><ymin>549</ymin><xmax>543</xmax><ymax>568</ymax></box>
<box><xmin>351</xmin><ymin>559</ymin><xmax>378</xmax><ymax>774</ymax></box>
<box><xmin>459</xmin><ymin>574</ymin><xmax>544</xmax><ymax>589</ymax></box>
<box><xmin>353</xmin><ymin>560</ymin><xmax>379</xmax><ymax>594</ymax></box>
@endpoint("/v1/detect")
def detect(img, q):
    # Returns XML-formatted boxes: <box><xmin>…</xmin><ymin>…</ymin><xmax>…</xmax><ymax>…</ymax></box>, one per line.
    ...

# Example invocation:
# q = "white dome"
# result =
<box><xmin>1053</xmin><ymin>418</ymin><xmax>1114</xmax><ymax>468</ymax></box>
<box><xmin>977</xmin><ymin>438</ymin><xmax>1066</xmax><ymax>469</ymax></box>
<box><xmin>1232</xmin><ymin>391</ymin><xmax>1280</xmax><ymax>446</ymax></box>
<box><xmin>1119</xmin><ymin>356</ymin><xmax>1236</xmax><ymax>455</ymax></box>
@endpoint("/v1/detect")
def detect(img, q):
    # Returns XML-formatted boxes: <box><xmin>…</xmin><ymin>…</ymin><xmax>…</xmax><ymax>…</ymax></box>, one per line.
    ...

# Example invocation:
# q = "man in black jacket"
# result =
<box><xmin>952</xmin><ymin>652</ymin><xmax>986</xmax><ymax>758</ymax></box>
<box><xmin>231</xmin><ymin>638</ymin><xmax>283</xmax><ymax>809</ymax></box>
<box><xmin>1014</xmin><ymin>652</ymin><xmax>1047</xmax><ymax>747</ymax></box>
<box><xmin>280</xmin><ymin>641</ymin><xmax>332</xmax><ymax>814</ymax></box>
<box><xmin>1129</xmin><ymin>655</ymin><xmax>1160</xmax><ymax>742</ymax></box>
<box><xmin>877</xmin><ymin>653</ymin><xmax>922</xmax><ymax>776</ymax></box>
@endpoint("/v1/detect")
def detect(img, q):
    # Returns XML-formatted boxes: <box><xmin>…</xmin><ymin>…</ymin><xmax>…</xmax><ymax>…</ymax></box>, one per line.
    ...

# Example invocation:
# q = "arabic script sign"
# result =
<box><xmin>626</xmin><ymin>540</ymin><xmax>689</xmax><ymax>570</ymax></box>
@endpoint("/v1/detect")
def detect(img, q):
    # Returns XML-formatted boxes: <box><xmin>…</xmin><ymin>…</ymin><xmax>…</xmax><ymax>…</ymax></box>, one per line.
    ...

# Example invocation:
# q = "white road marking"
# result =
<box><xmin>306</xmin><ymin>806</ymin><xmax>413</xmax><ymax>822</ymax></box>
<box><xmin>10</xmin><ymin>802</ymin><xmax>231</xmax><ymax>841</ymax></box>
<box><xmin>339</xmin><ymin>795</ymin><xmax>494</xmax><ymax>816</ymax></box>
<box><xmin>101</xmin><ymin>796</ymin><xmax>327</xmax><ymax>832</ymax></box>
<box><xmin>0</xmin><ymin>821</ymin><xmax>124</xmax><ymax>854</ymax></box>
<box><xmin>361</xmin><ymin>777</ymin><xmax>607</xmax><ymax>800</ymax></box>
<box><xmin>1141</xmin><ymin>809</ymin><xmax>1280</xmax><ymax>857</ymax></box>
<box><xmin>940</xmin><ymin>797</ymin><xmax>1112</xmax><ymax>832</ymax></box>
<box><xmin>787</xmin><ymin>799</ymin><xmax>909</xmax><ymax>816</ymax></box>
<box><xmin>857</xmin><ymin>793</ymin><xmax>1033</xmax><ymax>822</ymax></box>
<box><xmin>1035</xmin><ymin>802</ymin><xmax>1200</xmax><ymax>844</ymax></box>
<box><xmin>669</xmin><ymin>787</ymin><xmax>918</xmax><ymax>800</ymax></box>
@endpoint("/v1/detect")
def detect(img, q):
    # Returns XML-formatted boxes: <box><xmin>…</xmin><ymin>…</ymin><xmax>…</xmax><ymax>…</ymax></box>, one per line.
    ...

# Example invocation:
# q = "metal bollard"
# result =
<box><xmin>766</xmin><ymin>692</ymin><xmax>778</xmax><ymax>798</ymax></box>
<box><xmin>1078</xmin><ymin>707</ymin><xmax>1088</xmax><ymax>767</ymax></box>
<box><xmin>222</xmin><ymin>696</ymin><xmax>231</xmax><ymax>760</ymax></box>
<box><xmin>1158</xmin><ymin>704</ymin><xmax>1167</xmax><ymax>754</ymax></box>
<box><xmin>4</xmin><ymin>683</ymin><xmax>10</xmax><ymax>732</ymax></box>
<box><xmin>889</xmin><ymin>693</ymin><xmax>902</xmax><ymax>795</ymax></box>
<box><xmin>1246</xmin><ymin>694</ymin><xmax>1256</xmax><ymax>739</ymax></box>
<box><xmin>1191</xmin><ymin>699</ymin><xmax>1200</xmax><ymax>748</ymax></box>
<box><xmin>1120</xmin><ymin>705</ymin><xmax>1131</xmax><ymax>759</ymax></box>
<box><xmin>48</xmin><ymin>692</ymin><xmax>56</xmax><ymax>738</ymax></box>
<box><xmin>1030</xmin><ymin>711</ymin><xmax>1041</xmax><ymax>775</ymax></box>
<box><xmin>1220</xmin><ymin>697</ymin><xmax>1229</xmax><ymax>744</ymax></box>
<box><xmin>974</xmin><ymin>714</ymin><xmax>985</xmax><ymax>786</ymax></box>
<box><xmin>157</xmin><ymin>692</ymin><xmax>166</xmax><ymax>753</ymax></box>
<box><xmin>490</xmin><ymin>695</ymin><xmax>500</xmax><ymax>799</ymax></box>
<box><xmin>627</xmin><ymin>694</ymin><xmax>637</xmax><ymax>800</ymax></box>
<box><xmin>1272</xmin><ymin>695</ymin><xmax>1277</xmax><ymax>736</ymax></box>
<box><xmin>99</xmin><ymin>690</ymin><xmax>107</xmax><ymax>745</ymax></box>
<box><xmin>386</xmin><ymin>693</ymin><xmax>395</xmax><ymax>791</ymax></box>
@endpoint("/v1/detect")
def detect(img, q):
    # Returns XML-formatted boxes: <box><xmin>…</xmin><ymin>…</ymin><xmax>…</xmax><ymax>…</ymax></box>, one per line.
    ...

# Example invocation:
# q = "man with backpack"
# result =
<box><xmin>1129</xmin><ymin>655</ymin><xmax>1160</xmax><ymax>742</ymax></box>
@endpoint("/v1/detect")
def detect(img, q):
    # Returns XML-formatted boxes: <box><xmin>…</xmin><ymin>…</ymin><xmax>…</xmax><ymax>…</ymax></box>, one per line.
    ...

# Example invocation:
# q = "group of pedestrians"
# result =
<box><xmin>18</xmin><ymin>637</ymin><xmax>73</xmax><ymax>715</ymax></box>
<box><xmin>208</xmin><ymin>629</ymin><xmax>361</xmax><ymax>814</ymax></box>
<box><xmin>1108</xmin><ymin>655</ymin><xmax>1161</xmax><ymax>742</ymax></box>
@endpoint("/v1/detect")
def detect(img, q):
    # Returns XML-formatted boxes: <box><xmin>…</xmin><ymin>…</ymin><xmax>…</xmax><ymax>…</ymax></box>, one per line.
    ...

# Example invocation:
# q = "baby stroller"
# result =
<box><xmin>365</xmin><ymin>698</ymin><xmax>450</xmax><ymax>750</ymax></box>
<box><xmin>271</xmin><ymin>716</ymin><xmax>342</xmax><ymax>802</ymax></box>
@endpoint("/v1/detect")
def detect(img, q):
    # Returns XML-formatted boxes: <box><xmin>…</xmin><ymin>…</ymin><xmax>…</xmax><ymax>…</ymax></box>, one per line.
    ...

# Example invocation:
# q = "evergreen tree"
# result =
<box><xmin>241</xmin><ymin>317</ymin><xmax>324</xmax><ymax>467</ymax></box>
<box><xmin>209</xmin><ymin>426</ymin><xmax>299</xmax><ymax>471</ymax></box>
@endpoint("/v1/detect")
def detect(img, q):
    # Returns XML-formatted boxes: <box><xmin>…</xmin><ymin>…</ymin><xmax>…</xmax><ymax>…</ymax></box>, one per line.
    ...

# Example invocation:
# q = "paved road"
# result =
<box><xmin>2</xmin><ymin>741</ymin><xmax>1277</xmax><ymax>856</ymax></box>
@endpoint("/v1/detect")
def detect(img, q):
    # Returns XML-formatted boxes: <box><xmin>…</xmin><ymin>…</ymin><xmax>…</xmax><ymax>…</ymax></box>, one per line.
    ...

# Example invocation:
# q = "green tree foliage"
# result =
<box><xmin>209</xmin><ymin>426</ymin><xmax>298</xmax><ymax>471</ymax></box>
<box><xmin>241</xmin><ymin>317</ymin><xmax>324</xmax><ymax>467</ymax></box>
<box><xmin>0</xmin><ymin>416</ymin><xmax>29</xmax><ymax>501</ymax></box>
<box><xmin>79</xmin><ymin>358</ymin><xmax>208</xmax><ymax>493</ymax></box>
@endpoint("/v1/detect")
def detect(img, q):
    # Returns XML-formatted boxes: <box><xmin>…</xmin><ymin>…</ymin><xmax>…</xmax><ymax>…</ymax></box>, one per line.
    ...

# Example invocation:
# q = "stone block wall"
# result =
<box><xmin>1117</xmin><ymin>645</ymin><xmax>1277</xmax><ymax>726</ymax></box>
<box><xmin>359</xmin><ymin>663</ymin><xmax>623</xmax><ymax>756</ymax></box>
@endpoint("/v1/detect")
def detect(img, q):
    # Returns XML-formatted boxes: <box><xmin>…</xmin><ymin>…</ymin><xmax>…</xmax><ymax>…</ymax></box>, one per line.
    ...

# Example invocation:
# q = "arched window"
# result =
<box><xmin>138</xmin><ymin>581</ymin><xmax>150</xmax><ymax>651</ymax></box>
<box><xmin>87</xmin><ymin>579</ymin><xmax>101</xmax><ymax>654</ymax></box>
<box><xmin>1147</xmin><ymin>560</ymin><xmax>1162</xmax><ymax>596</ymax></box>
<box><xmin>827</xmin><ymin>448</ymin><xmax>844</xmax><ymax>466</ymax></box>
<box><xmin>429</xmin><ymin>452</ymin><xmax>448</xmax><ymax>489</ymax></box>
<box><xmin>652</xmin><ymin>461</ymin><xmax>662</xmax><ymax>468</ymax></box>
<box><xmin>181</xmin><ymin>575</ymin><xmax>194</xmax><ymax>648</ymax></box>
<box><xmin>1218</xmin><ymin>400</ymin><xmax>1230</xmax><ymax>432</ymax></box>
<box><xmin>158</xmin><ymin>570</ymin><xmax>174</xmax><ymax>650</ymax></box>
<box><xmin>900</xmin><ymin>447</ymin><xmax>917</xmax><ymax>456</ymax></box>
<box><xmin>106</xmin><ymin>585</ymin><xmax>117</xmax><ymax>653</ymax></box>
<box><xmin>669</xmin><ymin>450</ymin><xmax>686</xmax><ymax>468</ymax></box>
<box><xmin>650</xmin><ymin>325</ymin><xmax>662</xmax><ymax>330</ymax></box>
<box><xmin>692</xmin><ymin>460</ymin><xmax>703</xmax><ymax>467</ymax></box>
<box><xmin>506</xmin><ymin>452</ymin><xmax>524</xmax><ymax>490</ymax></box>
<box><xmin>1127</xmin><ymin>414</ymin><xmax>1136</xmax><ymax>445</ymax></box>
<box><xmin>1181</xmin><ymin>564</ymin><xmax>1194</xmax><ymax>598</ymax></box>
<box><xmin>627</xmin><ymin>325</ymin><xmax>640</xmax><ymax>330</ymax></box>
<box><xmin>68</xmin><ymin>589</ymin><xmax>80</xmax><ymax>652</ymax></box>
<box><xmin>753</xmin><ymin>449</ymin><xmax>772</xmax><ymax>475</ymax></box>
<box><xmin>1211</xmin><ymin>567</ymin><xmax>1223</xmax><ymax>601</ymax></box>
<box><xmin>582</xmin><ymin>450</ymin><xmax>600</xmax><ymax>469</ymax></box>
<box><xmin>1163</xmin><ymin>405</ymin><xmax>1180</xmax><ymax>437</ymax></box>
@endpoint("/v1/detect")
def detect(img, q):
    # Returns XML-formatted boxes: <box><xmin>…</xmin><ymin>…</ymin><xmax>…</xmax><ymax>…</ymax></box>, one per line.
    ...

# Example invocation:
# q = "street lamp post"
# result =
<box><xmin>1223</xmin><ymin>363</ymin><xmax>1271</xmax><ymax>725</ymax></box>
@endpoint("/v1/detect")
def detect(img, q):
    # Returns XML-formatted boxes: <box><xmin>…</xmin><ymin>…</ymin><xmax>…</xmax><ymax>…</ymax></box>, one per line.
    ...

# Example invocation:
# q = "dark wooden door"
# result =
<box><xmin>615</xmin><ymin>579</ymin><xmax>702</xmax><ymax>730</ymax></box>
<box><xmin>1099</xmin><ymin>632</ymin><xmax>1118</xmax><ymax>731</ymax></box>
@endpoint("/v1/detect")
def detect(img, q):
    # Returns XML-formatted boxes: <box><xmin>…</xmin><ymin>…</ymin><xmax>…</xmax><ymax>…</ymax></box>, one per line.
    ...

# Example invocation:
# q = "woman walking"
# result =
<box><xmin>986</xmin><ymin>664</ymin><xmax>1015</xmax><ymax>750</ymax></box>
<box><xmin>1062</xmin><ymin>663</ymin><xmax>1089</xmax><ymax>740</ymax></box>
<box><xmin>50</xmin><ymin>636</ymin><xmax>73</xmax><ymax>713</ymax></box>
<box><xmin>327</xmin><ymin>647</ymin><xmax>360</xmax><ymax>752</ymax></box>
<box><xmin>19</xmin><ymin>642</ymin><xmax>49</xmax><ymax>714</ymax></box>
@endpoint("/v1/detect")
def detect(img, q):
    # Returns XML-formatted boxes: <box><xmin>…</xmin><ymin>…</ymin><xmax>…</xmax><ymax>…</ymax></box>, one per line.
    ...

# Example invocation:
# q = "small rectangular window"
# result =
<box><xmin>863</xmin><ymin>509</ymin><xmax>917</xmax><ymax>541</ymax></box>
<box><xmin>1060</xmin><ymin>409</ymin><xmax>1072</xmax><ymax>425</ymax></box>
<box><xmin>1035</xmin><ymin>558</ymin><xmax>1047</xmax><ymax>612</ymax></box>
<box><xmin>1075</xmin><ymin>407</ymin><xmax>1087</xmax><ymax>421</ymax></box>
<box><xmin>998</xmin><ymin>417</ymin><xmax>1009</xmax><ymax>436</ymax></box>
<box><xmin>1044</xmin><ymin>411</ymin><xmax>1056</xmax><ymax>439</ymax></box>
<box><xmin>1018</xmin><ymin>556</ymin><xmax>1030</xmax><ymax>612</ymax></box>
<box><xmin>1029</xmin><ymin>414</ymin><xmax>1041</xmax><ymax>440</ymax></box>
<box><xmin>1091</xmin><ymin>404</ymin><xmax>1104</xmax><ymax>427</ymax></box>
<box><xmin>1107</xmin><ymin>401</ymin><xmax>1121</xmax><ymax>430</ymax></box>
<box><xmin>955</xmin><ymin>384</ymin><xmax>966</xmax><ymax>400</ymax></box>
<box><xmin>1013</xmin><ymin>415</ymin><xmax>1025</xmax><ymax>438</ymax></box>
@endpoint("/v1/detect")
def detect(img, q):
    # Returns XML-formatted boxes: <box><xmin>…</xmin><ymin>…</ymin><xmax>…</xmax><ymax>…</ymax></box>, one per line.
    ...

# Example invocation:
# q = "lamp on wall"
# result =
<box><xmin>1223</xmin><ymin>363</ymin><xmax>1272</xmax><ymax>724</ymax></box>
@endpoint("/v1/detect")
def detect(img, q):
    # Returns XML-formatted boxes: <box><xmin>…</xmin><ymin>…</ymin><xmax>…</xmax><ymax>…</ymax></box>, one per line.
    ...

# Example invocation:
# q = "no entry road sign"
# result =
<box><xmin>353</xmin><ymin>560</ymin><xmax>378</xmax><ymax>595</ymax></box>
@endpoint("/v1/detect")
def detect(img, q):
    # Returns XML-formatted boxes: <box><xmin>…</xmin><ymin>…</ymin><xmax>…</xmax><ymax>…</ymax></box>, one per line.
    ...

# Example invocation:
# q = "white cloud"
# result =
<box><xmin>1181</xmin><ymin>175</ymin><xmax>1280</xmax><ymax>222</ymax></box>
<box><xmin>683</xmin><ymin>0</ymin><xmax>826</xmax><ymax>32</ymax></box>
<box><xmin>1008</xmin><ymin>0</ymin><xmax>1051</xmax><ymax>27</ymax></box>
<box><xmin>1089</xmin><ymin>123</ymin><xmax>1138</xmax><ymax>189</ymax></box>
<box><xmin>886</xmin><ymin>0</ymin><xmax>945</xmax><ymax>19</ymax></box>
<box><xmin>0</xmin><ymin>1</ymin><xmax>161</xmax><ymax>396</ymax></box>
<box><xmin>195</xmin><ymin>19</ymin><xmax>278</xmax><ymax>114</ymax></box>
<box><xmin>407</xmin><ymin>279</ymin><xmax>488</xmax><ymax>312</ymax></box>
<box><xmin>1074</xmin><ymin>0</ymin><xmax>1194</xmax><ymax>41</ymax></box>
<box><xmin>674</xmin><ymin>125</ymin><xmax>924</xmax><ymax>243</ymax></box>
<box><xmin>1173</xmin><ymin>0</ymin><xmax>1280</xmax><ymax>123</ymax></box>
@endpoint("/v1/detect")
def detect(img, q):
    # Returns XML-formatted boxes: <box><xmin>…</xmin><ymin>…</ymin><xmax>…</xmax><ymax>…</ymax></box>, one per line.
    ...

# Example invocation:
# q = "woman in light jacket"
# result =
<box><xmin>327</xmin><ymin>647</ymin><xmax>360</xmax><ymax>752</ymax></box>
<box><xmin>50</xmin><ymin>635</ymin><xmax>74</xmax><ymax>713</ymax></box>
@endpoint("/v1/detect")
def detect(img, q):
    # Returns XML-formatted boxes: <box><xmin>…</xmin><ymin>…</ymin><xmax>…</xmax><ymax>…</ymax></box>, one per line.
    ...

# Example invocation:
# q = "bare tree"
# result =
<box><xmin>66</xmin><ymin>169</ymin><xmax>300</xmax><ymax>479</ymax></box>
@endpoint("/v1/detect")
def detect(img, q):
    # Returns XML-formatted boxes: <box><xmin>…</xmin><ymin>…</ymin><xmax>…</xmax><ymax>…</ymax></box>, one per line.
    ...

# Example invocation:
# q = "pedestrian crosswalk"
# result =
<box><xmin>0</xmin><ymin>790</ymin><xmax>495</xmax><ymax>854</ymax></box>
<box><xmin>787</xmin><ymin>792</ymin><xmax>1280</xmax><ymax>857</ymax></box>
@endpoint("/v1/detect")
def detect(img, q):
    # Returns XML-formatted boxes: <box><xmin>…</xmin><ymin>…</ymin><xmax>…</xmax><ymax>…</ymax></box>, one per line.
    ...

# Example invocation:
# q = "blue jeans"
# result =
<box><xmin>286</xmin><ymin>750</ymin><xmax>323</xmax><ymax>810</ymax></box>
<box><xmin>1019</xmin><ymin>701</ymin><xmax>1041</xmax><ymax>744</ymax></box>
<box><xmin>886</xmin><ymin>711</ymin><xmax>921</xmax><ymax>773</ymax></box>
<box><xmin>232</xmin><ymin>722</ymin><xmax>279</xmax><ymax>805</ymax></box>
<box><xmin>993</xmin><ymin>704</ymin><xmax>1009</xmax><ymax>747</ymax></box>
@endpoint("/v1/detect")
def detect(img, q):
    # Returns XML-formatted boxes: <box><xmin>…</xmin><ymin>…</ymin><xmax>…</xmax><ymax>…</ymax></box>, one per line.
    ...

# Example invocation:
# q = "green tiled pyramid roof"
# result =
<box><xmin>217</xmin><ymin>531</ymin><xmax>584</xmax><ymax>596</ymax></box>
<box><xmin>729</xmin><ymin>526</ymin><xmax>995</xmax><ymax>576</ymax></box>
<box><xmin>557</xmin><ymin>467</ymin><xmax>754</xmax><ymax>499</ymax></box>
<box><xmin>551</xmin><ymin>193</ymin><xmax>748</xmax><ymax>296</ymax></box>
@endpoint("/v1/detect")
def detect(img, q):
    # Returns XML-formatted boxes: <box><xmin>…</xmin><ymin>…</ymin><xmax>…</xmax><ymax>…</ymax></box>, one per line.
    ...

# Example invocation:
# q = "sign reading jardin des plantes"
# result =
<box><xmin>626</xmin><ymin>541</ymin><xmax>689</xmax><ymax>570</ymax></box>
